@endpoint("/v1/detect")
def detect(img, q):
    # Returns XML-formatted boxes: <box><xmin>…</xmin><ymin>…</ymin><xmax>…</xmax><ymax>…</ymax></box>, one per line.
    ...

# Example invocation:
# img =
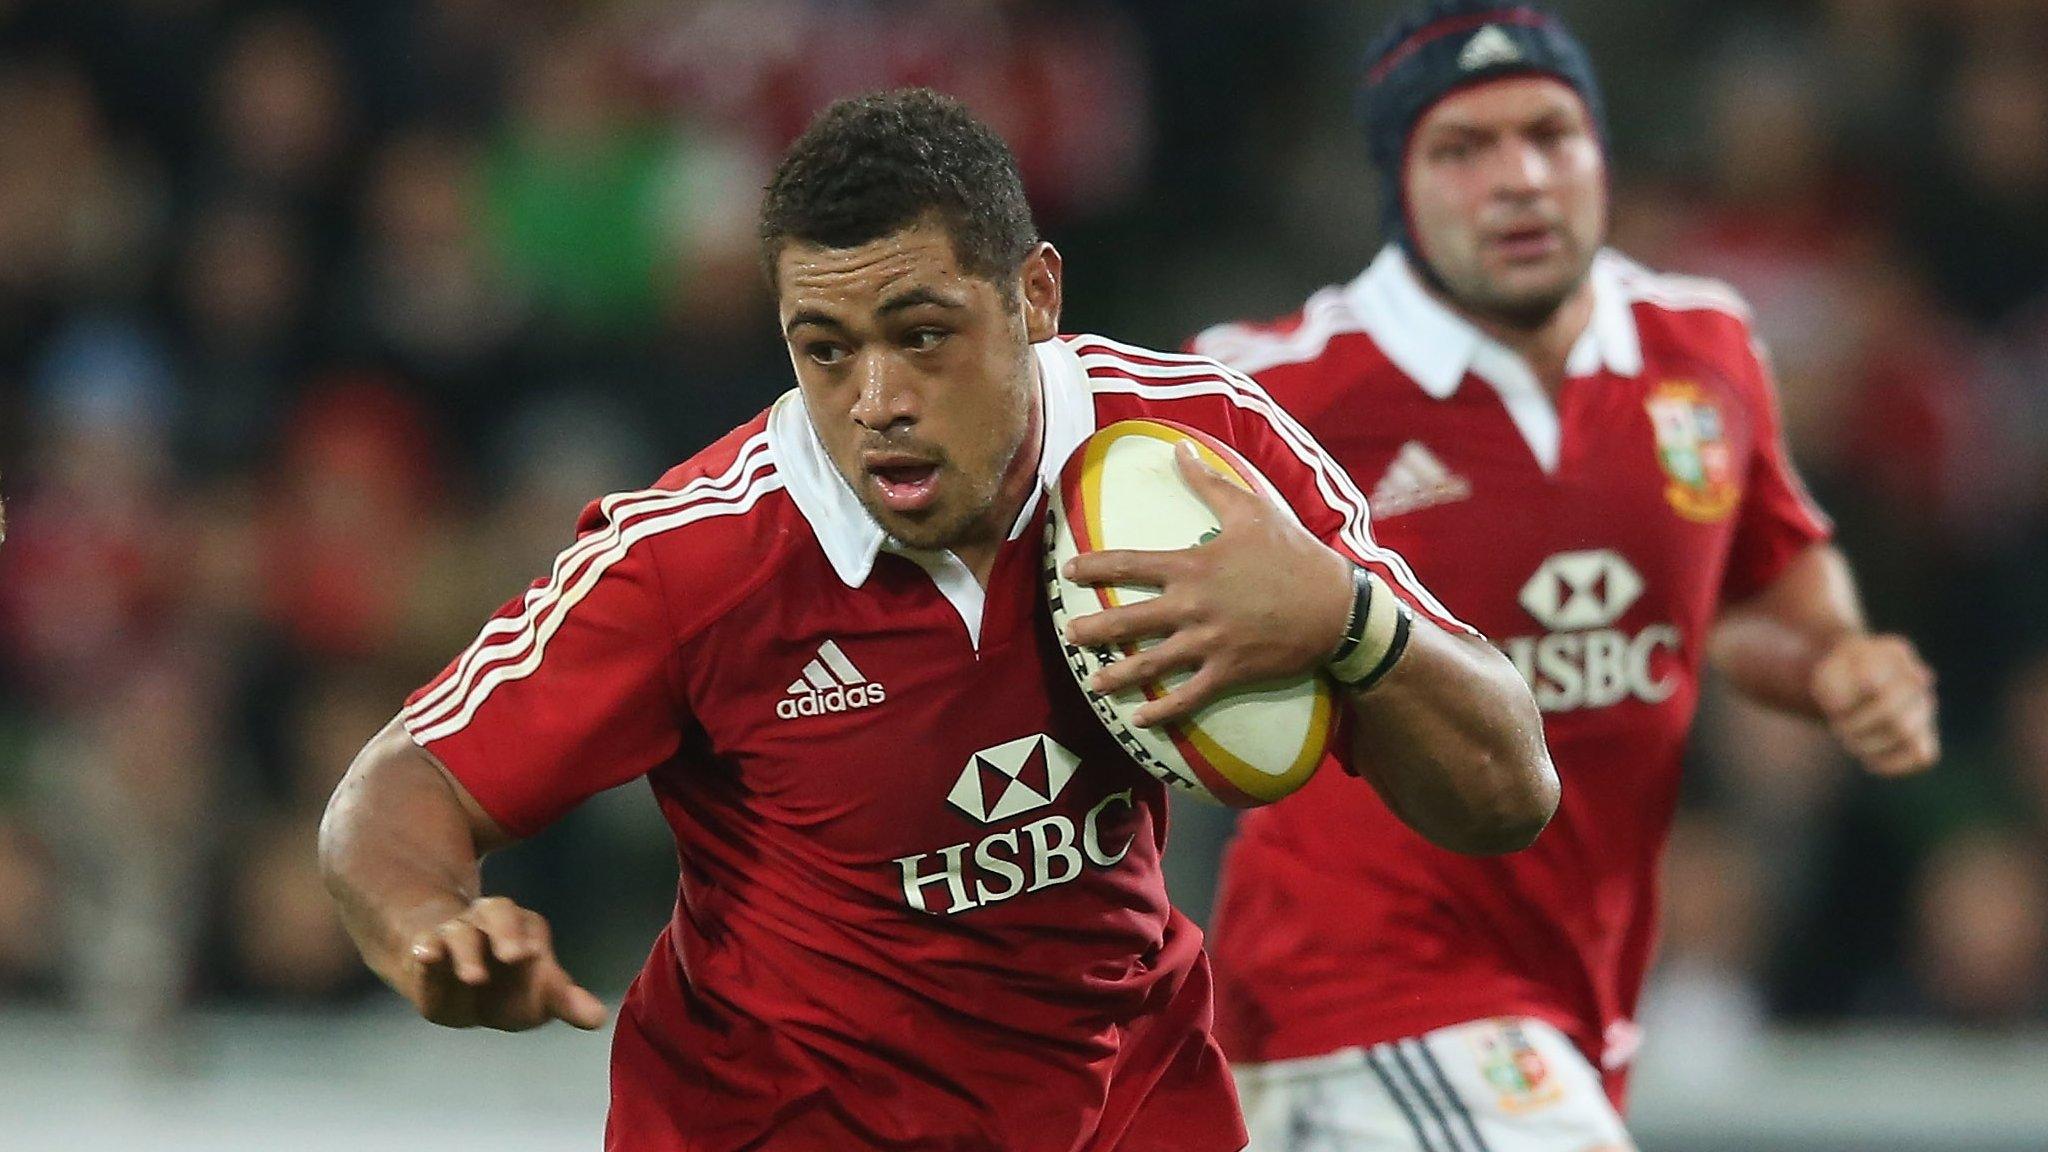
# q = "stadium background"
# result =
<box><xmin>1</xmin><ymin>1</ymin><xmax>2045</xmax><ymax>1148</ymax></box>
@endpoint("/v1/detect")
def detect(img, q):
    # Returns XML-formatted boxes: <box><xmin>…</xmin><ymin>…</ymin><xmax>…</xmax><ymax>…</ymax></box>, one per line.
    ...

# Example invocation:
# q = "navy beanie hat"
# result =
<box><xmin>1359</xmin><ymin>1</ymin><xmax>1607</xmax><ymax>266</ymax></box>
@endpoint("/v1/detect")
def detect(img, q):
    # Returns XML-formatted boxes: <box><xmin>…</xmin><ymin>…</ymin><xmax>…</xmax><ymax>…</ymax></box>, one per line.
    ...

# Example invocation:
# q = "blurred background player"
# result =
<box><xmin>1190</xmin><ymin>3</ymin><xmax>1940</xmax><ymax>1149</ymax></box>
<box><xmin>320</xmin><ymin>89</ymin><xmax>1556</xmax><ymax>1150</ymax></box>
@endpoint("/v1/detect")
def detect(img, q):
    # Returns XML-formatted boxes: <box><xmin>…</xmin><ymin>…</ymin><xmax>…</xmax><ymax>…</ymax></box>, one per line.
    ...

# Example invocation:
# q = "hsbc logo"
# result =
<box><xmin>895</xmin><ymin>734</ymin><xmax>1135</xmax><ymax>916</ymax></box>
<box><xmin>1504</xmin><ymin>551</ymin><xmax>1680</xmax><ymax>713</ymax></box>
<box><xmin>1518</xmin><ymin>549</ymin><xmax>1645</xmax><ymax>631</ymax></box>
<box><xmin>947</xmin><ymin>734</ymin><xmax>1079</xmax><ymax>824</ymax></box>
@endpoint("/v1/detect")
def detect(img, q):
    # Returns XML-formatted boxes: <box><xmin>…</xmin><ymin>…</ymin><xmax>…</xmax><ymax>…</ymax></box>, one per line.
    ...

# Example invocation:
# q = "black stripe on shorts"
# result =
<box><xmin>1388</xmin><ymin>1041</ymin><xmax>1475</xmax><ymax>1152</ymax></box>
<box><xmin>1408</xmin><ymin>1038</ymin><xmax>1494</xmax><ymax>1152</ymax></box>
<box><xmin>1368</xmin><ymin>1044</ymin><xmax>1458</xmax><ymax>1152</ymax></box>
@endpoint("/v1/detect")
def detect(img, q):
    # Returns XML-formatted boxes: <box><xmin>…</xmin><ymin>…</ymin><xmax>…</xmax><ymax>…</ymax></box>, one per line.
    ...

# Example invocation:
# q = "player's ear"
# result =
<box><xmin>1019</xmin><ymin>242</ymin><xmax>1061</xmax><ymax>343</ymax></box>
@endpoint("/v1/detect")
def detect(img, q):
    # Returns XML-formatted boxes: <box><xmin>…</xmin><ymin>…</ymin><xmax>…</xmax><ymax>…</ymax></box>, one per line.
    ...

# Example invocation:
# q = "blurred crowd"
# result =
<box><xmin>0</xmin><ymin>0</ymin><xmax>2044</xmax><ymax>1062</ymax></box>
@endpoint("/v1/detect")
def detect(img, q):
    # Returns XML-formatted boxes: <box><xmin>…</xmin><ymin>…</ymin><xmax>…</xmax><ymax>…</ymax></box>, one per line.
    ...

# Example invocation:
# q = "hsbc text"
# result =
<box><xmin>1500</xmin><ymin>625</ymin><xmax>1681</xmax><ymax>713</ymax></box>
<box><xmin>894</xmin><ymin>790</ymin><xmax>1136</xmax><ymax>915</ymax></box>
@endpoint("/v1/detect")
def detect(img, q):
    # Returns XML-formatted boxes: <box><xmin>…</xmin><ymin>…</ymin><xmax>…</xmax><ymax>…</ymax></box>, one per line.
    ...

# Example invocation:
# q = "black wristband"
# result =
<box><xmin>1328</xmin><ymin>565</ymin><xmax>1374</xmax><ymax>666</ymax></box>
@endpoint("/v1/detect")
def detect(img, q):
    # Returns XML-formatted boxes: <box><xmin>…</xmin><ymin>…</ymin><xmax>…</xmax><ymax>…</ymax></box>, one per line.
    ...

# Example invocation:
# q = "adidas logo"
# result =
<box><xmin>1370</xmin><ymin>441</ymin><xmax>1472</xmax><ymax>519</ymax></box>
<box><xmin>777</xmin><ymin>640</ymin><xmax>887</xmax><ymax>720</ymax></box>
<box><xmin>1458</xmin><ymin>24</ymin><xmax>1523</xmax><ymax>71</ymax></box>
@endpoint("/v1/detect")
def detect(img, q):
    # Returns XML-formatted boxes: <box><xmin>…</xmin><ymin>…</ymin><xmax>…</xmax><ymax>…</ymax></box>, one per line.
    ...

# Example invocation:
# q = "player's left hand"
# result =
<box><xmin>1061</xmin><ymin>441</ymin><xmax>1353</xmax><ymax>727</ymax></box>
<box><xmin>1810</xmin><ymin>633</ymin><xmax>1939</xmax><ymax>777</ymax></box>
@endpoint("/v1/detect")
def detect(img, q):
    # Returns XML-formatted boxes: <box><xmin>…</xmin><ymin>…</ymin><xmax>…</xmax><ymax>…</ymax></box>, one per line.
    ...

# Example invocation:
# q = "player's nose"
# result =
<box><xmin>849</xmin><ymin>352</ymin><xmax>919</xmax><ymax>432</ymax></box>
<box><xmin>1492</xmin><ymin>138</ymin><xmax>1552</xmax><ymax>197</ymax></box>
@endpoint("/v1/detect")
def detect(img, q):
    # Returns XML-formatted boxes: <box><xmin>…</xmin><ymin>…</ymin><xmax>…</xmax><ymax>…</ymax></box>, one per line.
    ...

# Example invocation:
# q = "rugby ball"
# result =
<box><xmin>1045</xmin><ymin>418</ymin><xmax>1335</xmax><ymax>807</ymax></box>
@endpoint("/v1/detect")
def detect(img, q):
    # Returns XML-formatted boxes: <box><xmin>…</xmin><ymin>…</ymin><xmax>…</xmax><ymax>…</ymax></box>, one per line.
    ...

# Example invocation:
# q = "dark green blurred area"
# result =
<box><xmin>0</xmin><ymin>1</ymin><xmax>2043</xmax><ymax>1061</ymax></box>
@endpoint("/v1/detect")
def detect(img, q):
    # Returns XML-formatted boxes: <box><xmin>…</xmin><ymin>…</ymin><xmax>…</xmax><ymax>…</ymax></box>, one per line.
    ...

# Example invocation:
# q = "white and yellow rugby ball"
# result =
<box><xmin>1046</xmin><ymin>418</ymin><xmax>1335</xmax><ymax>807</ymax></box>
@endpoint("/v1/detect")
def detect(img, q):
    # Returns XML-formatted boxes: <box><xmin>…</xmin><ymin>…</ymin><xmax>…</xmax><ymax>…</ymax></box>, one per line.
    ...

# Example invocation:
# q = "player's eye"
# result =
<box><xmin>1432</xmin><ymin>139</ymin><xmax>1479</xmax><ymax>163</ymax></box>
<box><xmin>903</xmin><ymin>328</ymin><xmax>949</xmax><ymax>353</ymax></box>
<box><xmin>806</xmin><ymin>341</ymin><xmax>850</xmax><ymax>366</ymax></box>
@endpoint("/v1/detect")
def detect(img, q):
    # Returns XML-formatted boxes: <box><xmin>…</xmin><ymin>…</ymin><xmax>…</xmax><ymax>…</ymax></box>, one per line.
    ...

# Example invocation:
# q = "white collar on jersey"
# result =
<box><xmin>1346</xmin><ymin>246</ymin><xmax>1644</xmax><ymax>474</ymax></box>
<box><xmin>770</xmin><ymin>337</ymin><xmax>1097</xmax><ymax>589</ymax></box>
<box><xmin>1347</xmin><ymin>245</ymin><xmax>1645</xmax><ymax>400</ymax></box>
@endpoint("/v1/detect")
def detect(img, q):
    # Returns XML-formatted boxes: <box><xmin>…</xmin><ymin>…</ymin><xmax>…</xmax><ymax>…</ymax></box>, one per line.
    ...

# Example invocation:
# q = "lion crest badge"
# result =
<box><xmin>1645</xmin><ymin>380</ymin><xmax>1740</xmax><ymax>523</ymax></box>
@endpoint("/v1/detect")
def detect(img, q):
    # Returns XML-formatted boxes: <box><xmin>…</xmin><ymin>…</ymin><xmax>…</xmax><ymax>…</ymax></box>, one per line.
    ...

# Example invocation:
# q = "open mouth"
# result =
<box><xmin>1491</xmin><ymin>225</ymin><xmax>1562</xmax><ymax>262</ymax></box>
<box><xmin>866</xmin><ymin>458</ymin><xmax>942</xmax><ymax>513</ymax></box>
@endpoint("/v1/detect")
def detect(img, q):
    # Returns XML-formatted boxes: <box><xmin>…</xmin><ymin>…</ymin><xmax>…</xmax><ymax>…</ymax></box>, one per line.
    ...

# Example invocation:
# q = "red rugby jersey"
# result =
<box><xmin>1192</xmin><ymin>248</ymin><xmax>1831</xmax><ymax>1105</ymax></box>
<box><xmin>402</xmin><ymin>333</ymin><xmax>1461</xmax><ymax>1151</ymax></box>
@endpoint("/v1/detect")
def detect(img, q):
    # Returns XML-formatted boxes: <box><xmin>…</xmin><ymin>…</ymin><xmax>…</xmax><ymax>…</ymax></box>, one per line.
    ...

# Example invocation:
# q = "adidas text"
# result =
<box><xmin>777</xmin><ymin>681</ymin><xmax>886</xmax><ymax>719</ymax></box>
<box><xmin>778</xmin><ymin>640</ymin><xmax>885</xmax><ymax>719</ymax></box>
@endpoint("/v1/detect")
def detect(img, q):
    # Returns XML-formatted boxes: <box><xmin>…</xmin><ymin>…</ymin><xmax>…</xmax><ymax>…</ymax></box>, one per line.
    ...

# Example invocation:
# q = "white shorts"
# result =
<box><xmin>1233</xmin><ymin>1018</ymin><xmax>1634</xmax><ymax>1152</ymax></box>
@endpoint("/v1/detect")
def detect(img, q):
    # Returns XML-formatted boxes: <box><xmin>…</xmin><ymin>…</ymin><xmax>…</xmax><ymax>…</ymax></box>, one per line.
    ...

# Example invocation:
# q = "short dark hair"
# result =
<box><xmin>758</xmin><ymin>88</ymin><xmax>1039</xmax><ymax>289</ymax></box>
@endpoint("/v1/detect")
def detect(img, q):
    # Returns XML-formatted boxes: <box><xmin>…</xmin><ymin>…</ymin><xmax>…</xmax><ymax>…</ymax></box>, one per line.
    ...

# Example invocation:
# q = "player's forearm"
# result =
<box><xmin>1709</xmin><ymin>544</ymin><xmax>1863</xmax><ymax>717</ymax></box>
<box><xmin>318</xmin><ymin>718</ymin><xmax>490</xmax><ymax>993</ymax></box>
<box><xmin>1343</xmin><ymin>623</ymin><xmax>1557</xmax><ymax>855</ymax></box>
<box><xmin>1708</xmin><ymin>615</ymin><xmax>1845</xmax><ymax>716</ymax></box>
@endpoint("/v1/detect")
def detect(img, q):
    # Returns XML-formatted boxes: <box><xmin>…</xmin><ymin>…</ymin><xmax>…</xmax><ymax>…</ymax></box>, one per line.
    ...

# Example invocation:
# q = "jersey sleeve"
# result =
<box><xmin>1213</xmin><ymin>364</ymin><xmax>1478</xmax><ymax>639</ymax></box>
<box><xmin>1720</xmin><ymin>338</ymin><xmax>1834</xmax><ymax>604</ymax></box>
<box><xmin>1065</xmin><ymin>335</ymin><xmax>1476</xmax><ymax>637</ymax></box>
<box><xmin>401</xmin><ymin>492</ymin><xmax>687</xmax><ymax>837</ymax></box>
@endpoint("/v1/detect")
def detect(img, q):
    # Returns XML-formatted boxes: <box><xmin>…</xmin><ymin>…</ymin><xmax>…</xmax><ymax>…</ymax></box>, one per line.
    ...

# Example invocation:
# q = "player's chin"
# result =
<box><xmin>1483</xmin><ymin>267</ymin><xmax>1579</xmax><ymax>321</ymax></box>
<box><xmin>869</xmin><ymin>503</ymin><xmax>966</xmax><ymax>551</ymax></box>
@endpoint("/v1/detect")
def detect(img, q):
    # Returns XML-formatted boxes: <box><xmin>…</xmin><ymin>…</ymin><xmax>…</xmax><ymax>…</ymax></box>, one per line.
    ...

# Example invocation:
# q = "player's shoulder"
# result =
<box><xmin>598</xmin><ymin>407</ymin><xmax>787</xmax><ymax>537</ymax></box>
<box><xmin>573</xmin><ymin>405</ymin><xmax>809</xmax><ymax>639</ymax></box>
<box><xmin>1186</xmin><ymin>281</ymin><xmax>1385</xmax><ymax>379</ymax></box>
<box><xmin>1064</xmin><ymin>330</ymin><xmax>1248</xmax><ymax>384</ymax></box>
<box><xmin>1058</xmin><ymin>331</ymin><xmax>1281</xmax><ymax>440</ymax></box>
<box><xmin>1602</xmin><ymin>251</ymin><xmax>1759</xmax><ymax>350</ymax></box>
<box><xmin>1600</xmin><ymin>253</ymin><xmax>1777</xmax><ymax>408</ymax></box>
<box><xmin>1602</xmin><ymin>251</ymin><xmax>1753</xmax><ymax>320</ymax></box>
<box><xmin>1184</xmin><ymin>279</ymin><xmax>1407</xmax><ymax>424</ymax></box>
<box><xmin>639</xmin><ymin>409</ymin><xmax>776</xmax><ymax>494</ymax></box>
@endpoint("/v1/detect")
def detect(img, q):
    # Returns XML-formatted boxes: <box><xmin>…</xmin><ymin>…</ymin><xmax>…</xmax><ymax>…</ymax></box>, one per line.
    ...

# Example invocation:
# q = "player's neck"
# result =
<box><xmin>952</xmin><ymin>377</ymin><xmax>1046</xmax><ymax>587</ymax></box>
<box><xmin>1462</xmin><ymin>282</ymin><xmax>1596</xmax><ymax>398</ymax></box>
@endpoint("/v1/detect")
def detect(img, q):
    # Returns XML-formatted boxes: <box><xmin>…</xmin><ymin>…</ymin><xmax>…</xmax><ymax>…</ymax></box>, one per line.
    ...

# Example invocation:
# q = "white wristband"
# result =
<box><xmin>1327</xmin><ymin>569</ymin><xmax>1413</xmax><ymax>689</ymax></box>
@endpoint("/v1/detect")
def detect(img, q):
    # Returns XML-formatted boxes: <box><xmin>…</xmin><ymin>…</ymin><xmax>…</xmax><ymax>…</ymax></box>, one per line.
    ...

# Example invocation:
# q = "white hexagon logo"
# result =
<box><xmin>1518</xmin><ymin>550</ymin><xmax>1645</xmax><ymax>631</ymax></box>
<box><xmin>947</xmin><ymin>735</ymin><xmax>1081</xmax><ymax>824</ymax></box>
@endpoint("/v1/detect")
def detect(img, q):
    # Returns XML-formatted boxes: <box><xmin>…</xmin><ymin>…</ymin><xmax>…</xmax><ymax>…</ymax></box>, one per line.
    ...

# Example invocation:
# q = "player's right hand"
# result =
<box><xmin>1810</xmin><ymin>632</ymin><xmax>1939</xmax><ymax>777</ymax></box>
<box><xmin>1062</xmin><ymin>442</ymin><xmax>1356</xmax><ymax>728</ymax></box>
<box><xmin>402</xmin><ymin>896</ymin><xmax>607</xmax><ymax>1032</ymax></box>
